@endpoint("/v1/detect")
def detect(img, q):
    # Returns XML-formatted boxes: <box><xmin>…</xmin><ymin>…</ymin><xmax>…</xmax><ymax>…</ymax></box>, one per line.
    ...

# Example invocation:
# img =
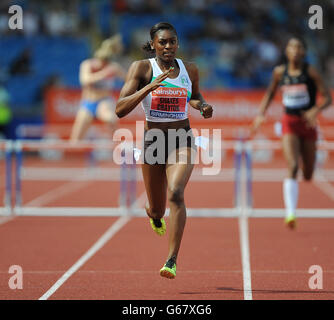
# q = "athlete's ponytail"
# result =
<box><xmin>94</xmin><ymin>34</ymin><xmax>123</xmax><ymax>60</ymax></box>
<box><xmin>142</xmin><ymin>41</ymin><xmax>154</xmax><ymax>53</ymax></box>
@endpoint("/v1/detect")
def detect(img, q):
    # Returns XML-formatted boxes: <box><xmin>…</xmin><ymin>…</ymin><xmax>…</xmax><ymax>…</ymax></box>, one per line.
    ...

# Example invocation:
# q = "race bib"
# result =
<box><xmin>282</xmin><ymin>84</ymin><xmax>310</xmax><ymax>109</ymax></box>
<box><xmin>150</xmin><ymin>87</ymin><xmax>188</xmax><ymax>119</ymax></box>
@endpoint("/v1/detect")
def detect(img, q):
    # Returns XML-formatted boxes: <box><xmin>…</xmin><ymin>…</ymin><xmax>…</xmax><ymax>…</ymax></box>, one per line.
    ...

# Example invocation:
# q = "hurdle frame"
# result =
<box><xmin>1</xmin><ymin>138</ymin><xmax>334</xmax><ymax>218</ymax></box>
<box><xmin>1</xmin><ymin>140</ymin><xmax>13</xmax><ymax>216</ymax></box>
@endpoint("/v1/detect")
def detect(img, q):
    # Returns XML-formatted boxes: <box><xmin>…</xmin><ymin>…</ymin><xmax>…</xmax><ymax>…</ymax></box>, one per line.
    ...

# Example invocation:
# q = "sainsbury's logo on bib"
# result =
<box><xmin>152</xmin><ymin>87</ymin><xmax>188</xmax><ymax>97</ymax></box>
<box><xmin>150</xmin><ymin>86</ymin><xmax>188</xmax><ymax>119</ymax></box>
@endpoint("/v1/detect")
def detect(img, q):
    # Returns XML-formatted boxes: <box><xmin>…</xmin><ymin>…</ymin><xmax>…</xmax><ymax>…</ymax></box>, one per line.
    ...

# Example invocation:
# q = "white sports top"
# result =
<box><xmin>141</xmin><ymin>58</ymin><xmax>192</xmax><ymax>122</ymax></box>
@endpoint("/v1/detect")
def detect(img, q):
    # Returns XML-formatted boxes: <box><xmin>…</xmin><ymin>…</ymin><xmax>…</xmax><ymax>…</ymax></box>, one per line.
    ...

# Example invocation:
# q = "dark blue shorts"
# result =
<box><xmin>143</xmin><ymin>126</ymin><xmax>196</xmax><ymax>164</ymax></box>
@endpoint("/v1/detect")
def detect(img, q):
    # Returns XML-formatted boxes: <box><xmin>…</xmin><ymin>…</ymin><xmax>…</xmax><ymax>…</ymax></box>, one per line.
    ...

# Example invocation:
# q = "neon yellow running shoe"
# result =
<box><xmin>160</xmin><ymin>258</ymin><xmax>176</xmax><ymax>279</ymax></box>
<box><xmin>285</xmin><ymin>215</ymin><xmax>296</xmax><ymax>230</ymax></box>
<box><xmin>149</xmin><ymin>218</ymin><xmax>166</xmax><ymax>236</ymax></box>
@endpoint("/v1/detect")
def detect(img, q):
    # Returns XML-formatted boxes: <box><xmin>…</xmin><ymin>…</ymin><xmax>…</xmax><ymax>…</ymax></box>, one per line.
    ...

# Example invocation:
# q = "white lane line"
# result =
<box><xmin>314</xmin><ymin>171</ymin><xmax>334</xmax><ymax>202</ymax></box>
<box><xmin>238</xmin><ymin>153</ymin><xmax>252</xmax><ymax>300</ymax></box>
<box><xmin>38</xmin><ymin>215</ymin><xmax>131</xmax><ymax>300</ymax></box>
<box><xmin>0</xmin><ymin>216</ymin><xmax>14</xmax><ymax>226</ymax></box>
<box><xmin>238</xmin><ymin>211</ymin><xmax>252</xmax><ymax>300</ymax></box>
<box><xmin>24</xmin><ymin>181</ymin><xmax>92</xmax><ymax>207</ymax></box>
<box><xmin>22</xmin><ymin>167</ymin><xmax>144</xmax><ymax>209</ymax></box>
<box><xmin>132</xmin><ymin>190</ymin><xmax>147</xmax><ymax>208</ymax></box>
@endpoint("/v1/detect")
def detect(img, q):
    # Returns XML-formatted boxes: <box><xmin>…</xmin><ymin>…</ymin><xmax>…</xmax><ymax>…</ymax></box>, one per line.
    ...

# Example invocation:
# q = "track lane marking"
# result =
<box><xmin>24</xmin><ymin>181</ymin><xmax>92</xmax><ymax>207</ymax></box>
<box><xmin>238</xmin><ymin>152</ymin><xmax>253</xmax><ymax>300</ymax></box>
<box><xmin>314</xmin><ymin>170</ymin><xmax>334</xmax><ymax>202</ymax></box>
<box><xmin>38</xmin><ymin>215</ymin><xmax>131</xmax><ymax>300</ymax></box>
<box><xmin>0</xmin><ymin>216</ymin><xmax>14</xmax><ymax>226</ymax></box>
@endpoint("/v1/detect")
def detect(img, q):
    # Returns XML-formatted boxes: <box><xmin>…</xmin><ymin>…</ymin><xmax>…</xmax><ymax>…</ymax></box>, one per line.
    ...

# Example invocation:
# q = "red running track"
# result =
<box><xmin>0</xmin><ymin>168</ymin><xmax>334</xmax><ymax>299</ymax></box>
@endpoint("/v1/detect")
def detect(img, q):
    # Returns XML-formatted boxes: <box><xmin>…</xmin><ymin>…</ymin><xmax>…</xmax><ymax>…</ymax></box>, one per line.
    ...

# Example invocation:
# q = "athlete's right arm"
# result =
<box><xmin>252</xmin><ymin>65</ymin><xmax>284</xmax><ymax>132</ymax></box>
<box><xmin>115</xmin><ymin>60</ymin><xmax>172</xmax><ymax>118</ymax></box>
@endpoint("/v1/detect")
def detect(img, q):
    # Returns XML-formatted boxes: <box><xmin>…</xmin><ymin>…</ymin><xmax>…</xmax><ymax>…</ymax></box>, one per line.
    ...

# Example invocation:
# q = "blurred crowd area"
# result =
<box><xmin>0</xmin><ymin>0</ymin><xmax>333</xmax><ymax>138</ymax></box>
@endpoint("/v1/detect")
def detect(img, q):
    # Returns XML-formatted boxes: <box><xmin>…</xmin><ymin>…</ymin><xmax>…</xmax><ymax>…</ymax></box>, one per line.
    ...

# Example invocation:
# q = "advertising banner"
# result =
<box><xmin>44</xmin><ymin>88</ymin><xmax>334</xmax><ymax>140</ymax></box>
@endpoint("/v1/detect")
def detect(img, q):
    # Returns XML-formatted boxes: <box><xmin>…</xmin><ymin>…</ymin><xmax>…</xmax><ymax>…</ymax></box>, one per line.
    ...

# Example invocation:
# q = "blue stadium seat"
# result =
<box><xmin>3</xmin><ymin>35</ymin><xmax>91</xmax><ymax>107</ymax></box>
<box><xmin>6</xmin><ymin>75</ymin><xmax>44</xmax><ymax>107</ymax></box>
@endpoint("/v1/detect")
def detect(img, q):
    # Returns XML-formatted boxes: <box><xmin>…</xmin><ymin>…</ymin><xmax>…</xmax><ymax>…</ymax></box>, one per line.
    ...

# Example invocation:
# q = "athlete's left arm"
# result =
<box><xmin>185</xmin><ymin>62</ymin><xmax>213</xmax><ymax>119</ymax></box>
<box><xmin>110</xmin><ymin>62</ymin><xmax>127</xmax><ymax>81</ymax></box>
<box><xmin>304</xmin><ymin>66</ymin><xmax>333</xmax><ymax>125</ymax></box>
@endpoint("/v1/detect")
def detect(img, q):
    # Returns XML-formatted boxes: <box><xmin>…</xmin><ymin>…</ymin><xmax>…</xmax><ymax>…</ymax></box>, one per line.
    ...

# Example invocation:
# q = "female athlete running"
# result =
<box><xmin>252</xmin><ymin>37</ymin><xmax>332</xmax><ymax>229</ymax></box>
<box><xmin>116</xmin><ymin>22</ymin><xmax>213</xmax><ymax>278</ymax></box>
<box><xmin>70</xmin><ymin>34</ymin><xmax>126</xmax><ymax>141</ymax></box>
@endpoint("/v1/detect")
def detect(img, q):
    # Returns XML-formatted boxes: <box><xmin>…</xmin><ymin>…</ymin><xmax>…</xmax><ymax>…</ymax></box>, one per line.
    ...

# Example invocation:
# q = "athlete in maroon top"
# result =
<box><xmin>252</xmin><ymin>37</ymin><xmax>332</xmax><ymax>229</ymax></box>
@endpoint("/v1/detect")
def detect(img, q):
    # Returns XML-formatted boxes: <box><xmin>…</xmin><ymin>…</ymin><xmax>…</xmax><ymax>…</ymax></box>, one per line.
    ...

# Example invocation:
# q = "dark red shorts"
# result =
<box><xmin>282</xmin><ymin>113</ymin><xmax>317</xmax><ymax>140</ymax></box>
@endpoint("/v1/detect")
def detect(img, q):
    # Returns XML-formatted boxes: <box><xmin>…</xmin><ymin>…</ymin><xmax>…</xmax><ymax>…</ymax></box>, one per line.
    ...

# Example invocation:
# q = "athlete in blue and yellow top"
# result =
<box><xmin>70</xmin><ymin>34</ymin><xmax>126</xmax><ymax>141</ymax></box>
<box><xmin>116</xmin><ymin>22</ymin><xmax>213</xmax><ymax>279</ymax></box>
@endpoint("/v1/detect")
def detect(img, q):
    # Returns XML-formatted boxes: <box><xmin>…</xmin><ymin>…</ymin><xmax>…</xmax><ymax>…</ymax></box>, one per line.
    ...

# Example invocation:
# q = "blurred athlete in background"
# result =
<box><xmin>70</xmin><ymin>34</ymin><xmax>126</xmax><ymax>141</ymax></box>
<box><xmin>252</xmin><ymin>37</ymin><xmax>332</xmax><ymax>229</ymax></box>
